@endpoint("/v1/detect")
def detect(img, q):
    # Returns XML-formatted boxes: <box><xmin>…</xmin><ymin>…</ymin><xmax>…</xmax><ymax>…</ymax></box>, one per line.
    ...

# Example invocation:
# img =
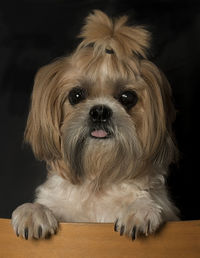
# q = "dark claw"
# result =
<box><xmin>38</xmin><ymin>226</ymin><xmax>42</xmax><ymax>238</ymax></box>
<box><xmin>24</xmin><ymin>228</ymin><xmax>29</xmax><ymax>240</ymax></box>
<box><xmin>120</xmin><ymin>225</ymin><xmax>125</xmax><ymax>236</ymax></box>
<box><xmin>45</xmin><ymin>232</ymin><xmax>52</xmax><ymax>239</ymax></box>
<box><xmin>54</xmin><ymin>227</ymin><xmax>58</xmax><ymax>235</ymax></box>
<box><xmin>114</xmin><ymin>219</ymin><xmax>118</xmax><ymax>232</ymax></box>
<box><xmin>147</xmin><ymin>220</ymin><xmax>151</xmax><ymax>235</ymax></box>
<box><xmin>16</xmin><ymin>228</ymin><xmax>19</xmax><ymax>237</ymax></box>
<box><xmin>131</xmin><ymin>226</ymin><xmax>137</xmax><ymax>241</ymax></box>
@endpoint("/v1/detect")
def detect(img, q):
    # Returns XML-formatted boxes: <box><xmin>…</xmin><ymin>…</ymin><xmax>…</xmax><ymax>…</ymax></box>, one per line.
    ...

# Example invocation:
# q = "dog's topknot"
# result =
<box><xmin>78</xmin><ymin>10</ymin><xmax>151</xmax><ymax>59</ymax></box>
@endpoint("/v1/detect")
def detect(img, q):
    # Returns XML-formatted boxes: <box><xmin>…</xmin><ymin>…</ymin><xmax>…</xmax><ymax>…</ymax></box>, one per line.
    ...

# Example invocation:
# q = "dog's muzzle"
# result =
<box><xmin>89</xmin><ymin>105</ymin><xmax>112</xmax><ymax>139</ymax></box>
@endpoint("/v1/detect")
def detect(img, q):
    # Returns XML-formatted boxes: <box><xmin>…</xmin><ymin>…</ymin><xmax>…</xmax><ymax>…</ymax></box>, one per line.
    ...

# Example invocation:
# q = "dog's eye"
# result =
<box><xmin>68</xmin><ymin>87</ymin><xmax>87</xmax><ymax>105</ymax></box>
<box><xmin>118</xmin><ymin>90</ymin><xmax>138</xmax><ymax>109</ymax></box>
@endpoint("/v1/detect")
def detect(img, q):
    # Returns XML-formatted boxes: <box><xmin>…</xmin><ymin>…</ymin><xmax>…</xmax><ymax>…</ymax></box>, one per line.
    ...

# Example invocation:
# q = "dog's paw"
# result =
<box><xmin>114</xmin><ymin>198</ymin><xmax>163</xmax><ymax>240</ymax></box>
<box><xmin>11</xmin><ymin>203</ymin><xmax>58</xmax><ymax>240</ymax></box>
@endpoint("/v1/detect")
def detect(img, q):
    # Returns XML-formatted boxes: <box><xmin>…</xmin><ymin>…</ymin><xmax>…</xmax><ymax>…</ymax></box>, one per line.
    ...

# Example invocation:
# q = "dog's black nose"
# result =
<box><xmin>89</xmin><ymin>105</ymin><xmax>112</xmax><ymax>123</ymax></box>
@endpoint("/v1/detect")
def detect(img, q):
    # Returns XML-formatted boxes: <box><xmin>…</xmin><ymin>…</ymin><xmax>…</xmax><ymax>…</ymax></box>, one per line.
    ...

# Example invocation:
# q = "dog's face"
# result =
<box><xmin>25</xmin><ymin>11</ymin><xmax>177</xmax><ymax>188</ymax></box>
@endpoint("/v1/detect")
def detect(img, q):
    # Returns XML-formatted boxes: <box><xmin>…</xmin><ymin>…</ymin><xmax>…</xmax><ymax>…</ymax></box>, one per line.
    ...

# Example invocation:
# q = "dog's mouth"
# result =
<box><xmin>90</xmin><ymin>128</ymin><xmax>111</xmax><ymax>139</ymax></box>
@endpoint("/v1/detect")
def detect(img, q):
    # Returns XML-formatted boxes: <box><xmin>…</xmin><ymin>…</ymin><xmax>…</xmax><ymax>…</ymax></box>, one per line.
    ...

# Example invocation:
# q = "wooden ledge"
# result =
<box><xmin>0</xmin><ymin>219</ymin><xmax>200</xmax><ymax>258</ymax></box>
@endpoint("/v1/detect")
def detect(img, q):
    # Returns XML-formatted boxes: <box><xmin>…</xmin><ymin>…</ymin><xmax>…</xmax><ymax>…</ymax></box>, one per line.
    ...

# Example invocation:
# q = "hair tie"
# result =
<box><xmin>105</xmin><ymin>48</ymin><xmax>114</xmax><ymax>54</ymax></box>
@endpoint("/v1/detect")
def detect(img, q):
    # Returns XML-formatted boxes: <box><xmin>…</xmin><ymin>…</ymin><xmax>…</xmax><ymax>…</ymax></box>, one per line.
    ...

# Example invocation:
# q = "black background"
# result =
<box><xmin>0</xmin><ymin>0</ymin><xmax>199</xmax><ymax>220</ymax></box>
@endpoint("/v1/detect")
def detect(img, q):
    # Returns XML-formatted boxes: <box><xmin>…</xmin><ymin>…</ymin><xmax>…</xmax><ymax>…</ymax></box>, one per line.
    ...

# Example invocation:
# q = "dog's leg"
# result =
<box><xmin>11</xmin><ymin>203</ymin><xmax>58</xmax><ymax>239</ymax></box>
<box><xmin>150</xmin><ymin>186</ymin><xmax>179</xmax><ymax>222</ymax></box>
<box><xmin>114</xmin><ymin>185</ymin><xmax>179</xmax><ymax>240</ymax></box>
<box><xmin>114</xmin><ymin>193</ymin><xmax>163</xmax><ymax>240</ymax></box>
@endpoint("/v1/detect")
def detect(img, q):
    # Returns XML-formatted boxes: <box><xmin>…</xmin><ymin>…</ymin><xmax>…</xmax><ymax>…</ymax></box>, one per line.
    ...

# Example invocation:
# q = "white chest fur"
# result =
<box><xmin>35</xmin><ymin>174</ymin><xmax>146</xmax><ymax>223</ymax></box>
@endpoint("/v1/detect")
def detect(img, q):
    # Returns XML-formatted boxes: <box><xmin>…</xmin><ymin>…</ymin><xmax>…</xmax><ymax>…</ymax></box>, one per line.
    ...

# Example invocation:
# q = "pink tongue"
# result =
<box><xmin>91</xmin><ymin>129</ymin><xmax>108</xmax><ymax>138</ymax></box>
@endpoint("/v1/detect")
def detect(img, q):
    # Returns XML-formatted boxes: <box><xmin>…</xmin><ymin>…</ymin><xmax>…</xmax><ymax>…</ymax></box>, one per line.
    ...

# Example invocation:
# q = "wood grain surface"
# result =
<box><xmin>0</xmin><ymin>219</ymin><xmax>199</xmax><ymax>258</ymax></box>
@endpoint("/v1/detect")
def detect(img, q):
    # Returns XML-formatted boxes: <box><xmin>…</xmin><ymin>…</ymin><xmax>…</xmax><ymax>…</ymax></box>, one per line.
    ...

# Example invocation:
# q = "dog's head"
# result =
<box><xmin>25</xmin><ymin>10</ymin><xmax>177</xmax><ymax>188</ymax></box>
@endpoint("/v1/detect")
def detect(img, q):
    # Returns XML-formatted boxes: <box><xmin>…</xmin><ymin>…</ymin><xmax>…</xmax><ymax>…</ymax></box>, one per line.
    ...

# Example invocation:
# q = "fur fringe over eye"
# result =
<box><xmin>77</xmin><ymin>10</ymin><xmax>151</xmax><ymax>59</ymax></box>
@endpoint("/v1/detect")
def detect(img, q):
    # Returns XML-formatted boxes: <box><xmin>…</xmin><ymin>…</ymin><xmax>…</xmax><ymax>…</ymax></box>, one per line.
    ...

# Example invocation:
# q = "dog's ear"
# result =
<box><xmin>140</xmin><ymin>60</ymin><xmax>178</xmax><ymax>167</ymax></box>
<box><xmin>24</xmin><ymin>59</ymin><xmax>66</xmax><ymax>161</ymax></box>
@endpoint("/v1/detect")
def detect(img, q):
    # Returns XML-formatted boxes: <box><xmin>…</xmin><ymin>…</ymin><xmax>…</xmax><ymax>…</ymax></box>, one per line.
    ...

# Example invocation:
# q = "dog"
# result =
<box><xmin>12</xmin><ymin>10</ymin><xmax>179</xmax><ymax>240</ymax></box>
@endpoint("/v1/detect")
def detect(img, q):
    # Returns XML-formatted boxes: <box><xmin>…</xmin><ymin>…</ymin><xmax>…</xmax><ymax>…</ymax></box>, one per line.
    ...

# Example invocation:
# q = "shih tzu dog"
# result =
<box><xmin>12</xmin><ymin>10</ymin><xmax>179</xmax><ymax>240</ymax></box>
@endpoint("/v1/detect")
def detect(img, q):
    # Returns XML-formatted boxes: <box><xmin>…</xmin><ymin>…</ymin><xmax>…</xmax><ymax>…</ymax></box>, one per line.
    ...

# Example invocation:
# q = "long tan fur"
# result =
<box><xmin>13</xmin><ymin>10</ymin><xmax>179</xmax><ymax>240</ymax></box>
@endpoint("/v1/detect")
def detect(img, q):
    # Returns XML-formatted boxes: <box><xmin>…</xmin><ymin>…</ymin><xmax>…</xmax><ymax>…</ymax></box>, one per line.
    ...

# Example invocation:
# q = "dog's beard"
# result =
<box><xmin>62</xmin><ymin>100</ymin><xmax>142</xmax><ymax>189</ymax></box>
